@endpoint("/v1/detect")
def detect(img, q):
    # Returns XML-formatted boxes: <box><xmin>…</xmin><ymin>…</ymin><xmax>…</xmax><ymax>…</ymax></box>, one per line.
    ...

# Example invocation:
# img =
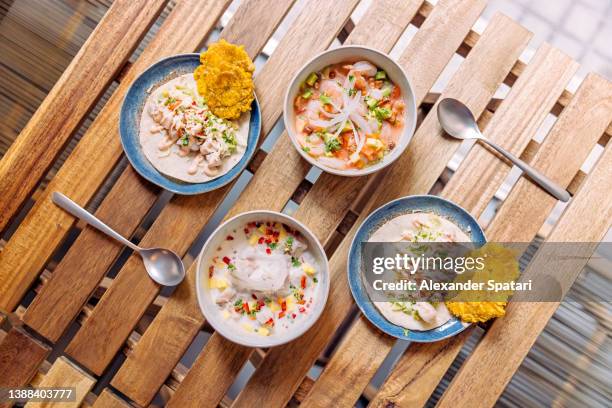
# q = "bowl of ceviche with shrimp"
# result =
<box><xmin>284</xmin><ymin>46</ymin><xmax>417</xmax><ymax>176</ymax></box>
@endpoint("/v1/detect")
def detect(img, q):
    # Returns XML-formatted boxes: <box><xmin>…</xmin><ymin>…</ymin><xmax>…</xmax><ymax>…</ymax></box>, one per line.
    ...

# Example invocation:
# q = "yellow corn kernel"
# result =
<box><xmin>248</xmin><ymin>234</ymin><xmax>259</xmax><ymax>245</ymax></box>
<box><xmin>257</xmin><ymin>327</ymin><xmax>270</xmax><ymax>336</ymax></box>
<box><xmin>241</xmin><ymin>323</ymin><xmax>254</xmax><ymax>332</ymax></box>
<box><xmin>209</xmin><ymin>278</ymin><xmax>228</xmax><ymax>289</ymax></box>
<box><xmin>366</xmin><ymin>138</ymin><xmax>383</xmax><ymax>150</ymax></box>
<box><xmin>286</xmin><ymin>296</ymin><xmax>296</xmax><ymax>311</ymax></box>
<box><xmin>222</xmin><ymin>310</ymin><xmax>231</xmax><ymax>319</ymax></box>
<box><xmin>302</xmin><ymin>263</ymin><xmax>316</xmax><ymax>276</ymax></box>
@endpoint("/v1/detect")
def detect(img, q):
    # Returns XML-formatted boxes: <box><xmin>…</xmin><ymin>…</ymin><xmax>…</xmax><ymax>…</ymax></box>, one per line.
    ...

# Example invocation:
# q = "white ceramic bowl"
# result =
<box><xmin>196</xmin><ymin>210</ymin><xmax>330</xmax><ymax>348</ymax></box>
<box><xmin>284</xmin><ymin>45</ymin><xmax>417</xmax><ymax>177</ymax></box>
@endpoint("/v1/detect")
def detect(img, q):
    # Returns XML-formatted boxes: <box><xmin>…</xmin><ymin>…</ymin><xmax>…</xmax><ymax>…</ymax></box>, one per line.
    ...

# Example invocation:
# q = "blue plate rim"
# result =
<box><xmin>119</xmin><ymin>53</ymin><xmax>261</xmax><ymax>195</ymax></box>
<box><xmin>347</xmin><ymin>194</ymin><xmax>487</xmax><ymax>342</ymax></box>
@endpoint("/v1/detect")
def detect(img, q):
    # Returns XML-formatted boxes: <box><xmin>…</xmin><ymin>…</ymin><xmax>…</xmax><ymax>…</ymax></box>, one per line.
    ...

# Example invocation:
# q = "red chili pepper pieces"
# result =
<box><xmin>243</xmin><ymin>302</ymin><xmax>250</xmax><ymax>313</ymax></box>
<box><xmin>266</xmin><ymin>248</ymin><xmax>271</xmax><ymax>255</ymax></box>
<box><xmin>258</xmin><ymin>237</ymin><xmax>265</xmax><ymax>244</ymax></box>
<box><xmin>222</xmin><ymin>256</ymin><xmax>231</xmax><ymax>264</ymax></box>
<box><xmin>300</xmin><ymin>276</ymin><xmax>307</xmax><ymax>289</ymax></box>
<box><xmin>281</xmin><ymin>301</ymin><xmax>287</xmax><ymax>312</ymax></box>
<box><xmin>278</xmin><ymin>311</ymin><xmax>286</xmax><ymax>318</ymax></box>
<box><xmin>299</xmin><ymin>307</ymin><xmax>305</xmax><ymax>313</ymax></box>
<box><xmin>226</xmin><ymin>235</ymin><xmax>234</xmax><ymax>240</ymax></box>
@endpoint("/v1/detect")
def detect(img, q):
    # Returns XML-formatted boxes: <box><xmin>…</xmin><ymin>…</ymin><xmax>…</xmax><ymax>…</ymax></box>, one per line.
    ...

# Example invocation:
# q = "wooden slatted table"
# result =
<box><xmin>1</xmin><ymin>0</ymin><xmax>610</xmax><ymax>407</ymax></box>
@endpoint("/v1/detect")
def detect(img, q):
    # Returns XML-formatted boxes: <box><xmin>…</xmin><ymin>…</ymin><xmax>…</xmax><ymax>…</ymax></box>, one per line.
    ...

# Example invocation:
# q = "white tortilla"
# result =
<box><xmin>139</xmin><ymin>74</ymin><xmax>250</xmax><ymax>183</ymax></box>
<box><xmin>368</xmin><ymin>212</ymin><xmax>470</xmax><ymax>331</ymax></box>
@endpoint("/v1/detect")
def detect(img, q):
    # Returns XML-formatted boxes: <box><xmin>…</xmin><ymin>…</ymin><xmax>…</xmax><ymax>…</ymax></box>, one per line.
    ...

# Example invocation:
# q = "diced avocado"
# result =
<box><xmin>302</xmin><ymin>89</ymin><xmax>313</xmax><ymax>99</ymax></box>
<box><xmin>365</xmin><ymin>96</ymin><xmax>378</xmax><ymax>109</ymax></box>
<box><xmin>319</xmin><ymin>93</ymin><xmax>332</xmax><ymax>105</ymax></box>
<box><xmin>381</xmin><ymin>86</ymin><xmax>392</xmax><ymax>97</ymax></box>
<box><xmin>374</xmin><ymin>107</ymin><xmax>392</xmax><ymax>120</ymax></box>
<box><xmin>375</xmin><ymin>70</ymin><xmax>387</xmax><ymax>80</ymax></box>
<box><xmin>322</xmin><ymin>66</ymin><xmax>330</xmax><ymax>79</ymax></box>
<box><xmin>305</xmin><ymin>72</ymin><xmax>318</xmax><ymax>86</ymax></box>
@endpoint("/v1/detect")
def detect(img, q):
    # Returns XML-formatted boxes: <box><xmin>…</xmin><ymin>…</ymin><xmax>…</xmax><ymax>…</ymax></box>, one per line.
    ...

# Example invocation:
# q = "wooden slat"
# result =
<box><xmin>107</xmin><ymin>1</ymin><xmax>296</xmax><ymax>405</ymax></box>
<box><xmin>22</xmin><ymin>0</ymin><xmax>290</xmax><ymax>347</ymax></box>
<box><xmin>0</xmin><ymin>327</ymin><xmax>50</xmax><ymax>408</ymax></box>
<box><xmin>368</xmin><ymin>72</ymin><xmax>612</xmax><ymax>408</ymax></box>
<box><xmin>0</xmin><ymin>0</ymin><xmax>167</xmax><ymax>232</ymax></box>
<box><xmin>436</xmin><ymin>143</ymin><xmax>612</xmax><ymax>408</ymax></box>
<box><xmin>442</xmin><ymin>43</ymin><xmax>578</xmax><ymax>216</ymax></box>
<box><xmin>64</xmin><ymin>0</ymin><xmax>359</xmax><ymax>376</ymax></box>
<box><xmin>300</xmin><ymin>42</ymin><xmax>577</xmax><ymax>407</ymax></box>
<box><xmin>166</xmin><ymin>0</ymin><xmax>433</xmax><ymax>406</ymax></box>
<box><xmin>24</xmin><ymin>357</ymin><xmax>95</xmax><ymax>408</ymax></box>
<box><xmin>229</xmin><ymin>13</ymin><xmax>531</xmax><ymax>408</ymax></box>
<box><xmin>91</xmin><ymin>389</ymin><xmax>131</xmax><ymax>408</ymax></box>
<box><xmin>0</xmin><ymin>0</ymin><xmax>232</xmax><ymax>313</ymax></box>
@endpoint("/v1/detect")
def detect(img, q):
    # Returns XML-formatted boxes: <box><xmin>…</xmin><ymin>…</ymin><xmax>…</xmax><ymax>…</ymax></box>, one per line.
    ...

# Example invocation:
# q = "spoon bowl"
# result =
<box><xmin>437</xmin><ymin>98</ymin><xmax>481</xmax><ymax>140</ymax></box>
<box><xmin>141</xmin><ymin>248</ymin><xmax>185</xmax><ymax>286</ymax></box>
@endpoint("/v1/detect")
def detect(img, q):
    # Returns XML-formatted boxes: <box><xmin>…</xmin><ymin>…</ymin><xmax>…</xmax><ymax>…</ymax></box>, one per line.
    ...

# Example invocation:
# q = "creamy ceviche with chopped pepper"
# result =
<box><xmin>140</xmin><ymin>74</ymin><xmax>249</xmax><ymax>183</ymax></box>
<box><xmin>206</xmin><ymin>221</ymin><xmax>321</xmax><ymax>337</ymax></box>
<box><xmin>293</xmin><ymin>60</ymin><xmax>405</xmax><ymax>170</ymax></box>
<box><xmin>369</xmin><ymin>212</ymin><xmax>471</xmax><ymax>331</ymax></box>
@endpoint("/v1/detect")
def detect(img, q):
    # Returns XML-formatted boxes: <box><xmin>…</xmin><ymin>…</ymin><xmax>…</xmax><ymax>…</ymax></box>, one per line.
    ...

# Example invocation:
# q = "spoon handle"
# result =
<box><xmin>481</xmin><ymin>139</ymin><xmax>571</xmax><ymax>202</ymax></box>
<box><xmin>52</xmin><ymin>192</ymin><xmax>141</xmax><ymax>251</ymax></box>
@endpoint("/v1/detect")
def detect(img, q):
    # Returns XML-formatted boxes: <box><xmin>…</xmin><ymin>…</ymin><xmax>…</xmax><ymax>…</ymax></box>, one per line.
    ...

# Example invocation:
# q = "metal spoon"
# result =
<box><xmin>437</xmin><ymin>98</ymin><xmax>570</xmax><ymax>202</ymax></box>
<box><xmin>52</xmin><ymin>192</ymin><xmax>185</xmax><ymax>286</ymax></box>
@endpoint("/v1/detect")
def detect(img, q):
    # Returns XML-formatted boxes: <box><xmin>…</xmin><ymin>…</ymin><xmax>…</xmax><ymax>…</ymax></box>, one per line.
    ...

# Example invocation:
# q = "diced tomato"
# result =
<box><xmin>299</xmin><ymin>307</ymin><xmax>306</xmax><ymax>313</ymax></box>
<box><xmin>222</xmin><ymin>256</ymin><xmax>231</xmax><ymax>264</ymax></box>
<box><xmin>258</xmin><ymin>237</ymin><xmax>265</xmax><ymax>244</ymax></box>
<box><xmin>266</xmin><ymin>248</ymin><xmax>272</xmax><ymax>255</ymax></box>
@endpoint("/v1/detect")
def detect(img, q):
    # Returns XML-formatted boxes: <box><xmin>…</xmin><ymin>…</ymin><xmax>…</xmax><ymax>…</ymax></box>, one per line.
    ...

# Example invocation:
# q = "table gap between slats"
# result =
<box><xmin>0</xmin><ymin>1</ymin><xmax>609</xmax><ymax>407</ymax></box>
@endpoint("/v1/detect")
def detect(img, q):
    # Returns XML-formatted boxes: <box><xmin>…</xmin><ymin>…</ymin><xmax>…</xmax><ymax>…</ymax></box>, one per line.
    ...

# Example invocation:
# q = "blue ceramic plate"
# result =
<box><xmin>348</xmin><ymin>195</ymin><xmax>486</xmax><ymax>342</ymax></box>
<box><xmin>119</xmin><ymin>53</ymin><xmax>261</xmax><ymax>195</ymax></box>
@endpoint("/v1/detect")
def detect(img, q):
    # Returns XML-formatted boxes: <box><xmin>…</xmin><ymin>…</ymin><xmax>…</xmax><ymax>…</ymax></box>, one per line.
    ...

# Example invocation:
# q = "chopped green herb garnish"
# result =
<box><xmin>302</xmin><ymin>89</ymin><xmax>313</xmax><ymax>99</ymax></box>
<box><xmin>228</xmin><ymin>263</ymin><xmax>236</xmax><ymax>271</ymax></box>
<box><xmin>348</xmin><ymin>88</ymin><xmax>357</xmax><ymax>97</ymax></box>
<box><xmin>222</xmin><ymin>132</ymin><xmax>238</xmax><ymax>153</ymax></box>
<box><xmin>374</xmin><ymin>107</ymin><xmax>392</xmax><ymax>121</ymax></box>
<box><xmin>302</xmin><ymin>146</ymin><xmax>311</xmax><ymax>153</ymax></box>
<box><xmin>291</xmin><ymin>256</ymin><xmax>301</xmax><ymax>267</ymax></box>
<box><xmin>313</xmin><ymin>277</ymin><xmax>318</xmax><ymax>283</ymax></box>
<box><xmin>234</xmin><ymin>299</ymin><xmax>243</xmax><ymax>307</ymax></box>
<box><xmin>164</xmin><ymin>97</ymin><xmax>177</xmax><ymax>106</ymax></box>
<box><xmin>348</xmin><ymin>74</ymin><xmax>355</xmax><ymax>82</ymax></box>
<box><xmin>268</xmin><ymin>242</ymin><xmax>278</xmax><ymax>250</ymax></box>
<box><xmin>324</xmin><ymin>135</ymin><xmax>341</xmax><ymax>153</ymax></box>
<box><xmin>375</xmin><ymin>70</ymin><xmax>387</xmax><ymax>80</ymax></box>
<box><xmin>285</xmin><ymin>236</ymin><xmax>294</xmax><ymax>253</ymax></box>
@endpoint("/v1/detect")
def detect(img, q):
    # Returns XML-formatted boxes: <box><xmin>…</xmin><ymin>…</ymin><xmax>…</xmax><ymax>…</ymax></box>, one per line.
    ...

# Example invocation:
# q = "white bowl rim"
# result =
<box><xmin>283</xmin><ymin>44</ymin><xmax>418</xmax><ymax>177</ymax></box>
<box><xmin>195</xmin><ymin>210</ymin><xmax>331</xmax><ymax>348</ymax></box>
